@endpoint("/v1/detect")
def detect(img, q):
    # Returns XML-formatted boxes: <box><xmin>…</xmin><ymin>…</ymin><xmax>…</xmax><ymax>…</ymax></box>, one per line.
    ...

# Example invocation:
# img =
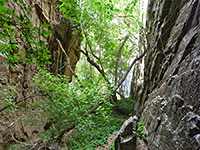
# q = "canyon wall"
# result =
<box><xmin>0</xmin><ymin>0</ymin><xmax>80</xmax><ymax>149</ymax></box>
<box><xmin>140</xmin><ymin>0</ymin><xmax>200</xmax><ymax>149</ymax></box>
<box><xmin>117</xmin><ymin>0</ymin><xmax>200</xmax><ymax>149</ymax></box>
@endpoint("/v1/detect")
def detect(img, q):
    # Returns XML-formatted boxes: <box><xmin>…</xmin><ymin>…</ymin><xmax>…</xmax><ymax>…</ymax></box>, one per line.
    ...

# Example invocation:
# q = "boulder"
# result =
<box><xmin>115</xmin><ymin>116</ymin><xmax>138</xmax><ymax>150</ymax></box>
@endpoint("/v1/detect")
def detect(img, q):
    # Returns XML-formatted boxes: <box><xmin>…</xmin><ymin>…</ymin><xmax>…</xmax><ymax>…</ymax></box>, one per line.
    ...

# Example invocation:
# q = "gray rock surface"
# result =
<box><xmin>115</xmin><ymin>116</ymin><xmax>138</xmax><ymax>150</ymax></box>
<box><xmin>121</xmin><ymin>0</ymin><xmax>200</xmax><ymax>149</ymax></box>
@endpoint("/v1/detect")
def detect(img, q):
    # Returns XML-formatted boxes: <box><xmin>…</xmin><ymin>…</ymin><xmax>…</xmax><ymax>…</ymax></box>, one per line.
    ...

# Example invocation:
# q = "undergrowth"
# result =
<box><xmin>114</xmin><ymin>97</ymin><xmax>133</xmax><ymax>116</ymax></box>
<box><xmin>66</xmin><ymin>116</ymin><xmax>123</xmax><ymax>150</ymax></box>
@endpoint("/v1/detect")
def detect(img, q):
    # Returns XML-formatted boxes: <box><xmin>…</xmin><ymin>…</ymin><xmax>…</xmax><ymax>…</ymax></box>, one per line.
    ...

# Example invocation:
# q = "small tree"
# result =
<box><xmin>59</xmin><ymin>0</ymin><xmax>148</xmax><ymax>101</ymax></box>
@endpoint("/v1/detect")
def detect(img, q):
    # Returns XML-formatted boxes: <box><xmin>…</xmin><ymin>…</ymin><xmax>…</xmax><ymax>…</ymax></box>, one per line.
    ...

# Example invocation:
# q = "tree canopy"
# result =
<box><xmin>58</xmin><ymin>0</ymin><xmax>146</xmax><ymax>96</ymax></box>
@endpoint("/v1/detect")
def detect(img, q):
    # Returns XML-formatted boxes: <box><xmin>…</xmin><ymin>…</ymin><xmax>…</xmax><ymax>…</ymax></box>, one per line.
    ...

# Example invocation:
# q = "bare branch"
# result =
<box><xmin>83</xmin><ymin>31</ymin><xmax>106</xmax><ymax>74</ymax></box>
<box><xmin>56</xmin><ymin>38</ymin><xmax>79</xmax><ymax>80</ymax></box>
<box><xmin>116</xmin><ymin>15</ymin><xmax>137</xmax><ymax>19</ymax></box>
<box><xmin>114</xmin><ymin>50</ymin><xmax>147</xmax><ymax>92</ymax></box>
<box><xmin>78</xmin><ymin>47</ymin><xmax>110</xmax><ymax>84</ymax></box>
<box><xmin>83</xmin><ymin>31</ymin><xmax>99</xmax><ymax>59</ymax></box>
<box><xmin>0</xmin><ymin>93</ymin><xmax>48</xmax><ymax>113</ymax></box>
<box><xmin>56</xmin><ymin>62</ymin><xmax>66</xmax><ymax>73</ymax></box>
<box><xmin>97</xmin><ymin>33</ymin><xmax>105</xmax><ymax>75</ymax></box>
<box><xmin>108</xmin><ymin>37</ymin><xmax>124</xmax><ymax>42</ymax></box>
<box><xmin>7</xmin><ymin>118</ymin><xmax>20</xmax><ymax>129</ymax></box>
<box><xmin>57</xmin><ymin>124</ymin><xmax>76</xmax><ymax>143</ymax></box>
<box><xmin>115</xmin><ymin>34</ymin><xmax>129</xmax><ymax>85</ymax></box>
<box><xmin>11</xmin><ymin>133</ymin><xmax>32</xmax><ymax>146</ymax></box>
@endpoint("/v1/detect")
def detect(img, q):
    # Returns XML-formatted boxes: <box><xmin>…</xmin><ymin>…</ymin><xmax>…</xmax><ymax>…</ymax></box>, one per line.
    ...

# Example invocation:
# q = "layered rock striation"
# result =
<box><xmin>117</xmin><ymin>0</ymin><xmax>200</xmax><ymax>149</ymax></box>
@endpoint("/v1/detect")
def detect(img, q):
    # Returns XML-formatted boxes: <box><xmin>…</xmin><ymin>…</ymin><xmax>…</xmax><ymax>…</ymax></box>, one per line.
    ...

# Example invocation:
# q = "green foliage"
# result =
<box><xmin>110</xmin><ymin>142</ymin><xmax>115</xmax><ymax>150</ymax></box>
<box><xmin>115</xmin><ymin>97</ymin><xmax>133</xmax><ymax>115</ymax></box>
<box><xmin>137</xmin><ymin>121</ymin><xmax>147</xmax><ymax>140</ymax></box>
<box><xmin>0</xmin><ymin>83</ymin><xmax>17</xmax><ymax>113</ymax></box>
<box><xmin>1</xmin><ymin>0</ymin><xmax>145</xmax><ymax>148</ymax></box>
<box><xmin>59</xmin><ymin>0</ymin><xmax>143</xmax><ymax>87</ymax></box>
<box><xmin>6</xmin><ymin>144</ymin><xmax>24</xmax><ymax>150</ymax></box>
<box><xmin>67</xmin><ymin>117</ymin><xmax>122</xmax><ymax>150</ymax></box>
<box><xmin>76</xmin><ymin>58</ymin><xmax>102</xmax><ymax>85</ymax></box>
<box><xmin>30</xmin><ymin>69</ymin><xmax>114</xmax><ymax>142</ymax></box>
<box><xmin>0</xmin><ymin>0</ymin><xmax>52</xmax><ymax>68</ymax></box>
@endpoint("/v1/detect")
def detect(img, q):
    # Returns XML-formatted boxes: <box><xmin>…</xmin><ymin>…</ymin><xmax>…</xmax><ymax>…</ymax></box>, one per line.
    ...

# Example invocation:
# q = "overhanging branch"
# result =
<box><xmin>0</xmin><ymin>93</ymin><xmax>48</xmax><ymax>113</ymax></box>
<box><xmin>114</xmin><ymin>50</ymin><xmax>147</xmax><ymax>92</ymax></box>
<box><xmin>83</xmin><ymin>31</ymin><xmax>106</xmax><ymax>76</ymax></box>
<box><xmin>115</xmin><ymin>34</ymin><xmax>129</xmax><ymax>85</ymax></box>
<box><xmin>78</xmin><ymin>47</ymin><xmax>110</xmax><ymax>84</ymax></box>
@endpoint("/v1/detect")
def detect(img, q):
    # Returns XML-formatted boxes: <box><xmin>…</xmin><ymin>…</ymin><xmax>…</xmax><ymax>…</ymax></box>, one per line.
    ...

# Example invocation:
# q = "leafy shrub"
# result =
<box><xmin>0</xmin><ymin>83</ymin><xmax>18</xmax><ymax>113</ymax></box>
<box><xmin>6</xmin><ymin>144</ymin><xmax>24</xmax><ymax>150</ymax></box>
<box><xmin>137</xmin><ymin>121</ymin><xmax>147</xmax><ymax>140</ymax></box>
<box><xmin>67</xmin><ymin>117</ymin><xmax>122</xmax><ymax>150</ymax></box>
<box><xmin>114</xmin><ymin>97</ymin><xmax>133</xmax><ymax>115</ymax></box>
<box><xmin>0</xmin><ymin>0</ymin><xmax>52</xmax><ymax>68</ymax></box>
<box><xmin>30</xmin><ymin>69</ymin><xmax>114</xmax><ymax>143</ymax></box>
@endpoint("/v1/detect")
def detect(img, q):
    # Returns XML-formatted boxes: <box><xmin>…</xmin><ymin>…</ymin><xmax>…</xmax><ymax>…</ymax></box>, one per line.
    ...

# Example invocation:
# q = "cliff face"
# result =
<box><xmin>0</xmin><ymin>0</ymin><xmax>80</xmax><ymax>149</ymax></box>
<box><xmin>135</xmin><ymin>0</ymin><xmax>200</xmax><ymax>149</ymax></box>
<box><xmin>117</xmin><ymin>0</ymin><xmax>200</xmax><ymax>149</ymax></box>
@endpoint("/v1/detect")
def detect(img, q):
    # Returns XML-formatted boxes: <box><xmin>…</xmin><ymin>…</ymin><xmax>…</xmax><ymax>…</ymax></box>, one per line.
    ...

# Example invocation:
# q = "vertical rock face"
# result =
<box><xmin>115</xmin><ymin>116</ymin><xmax>138</xmax><ymax>150</ymax></box>
<box><xmin>118</xmin><ymin>0</ymin><xmax>200</xmax><ymax>149</ymax></box>
<box><xmin>0</xmin><ymin>0</ymin><xmax>80</xmax><ymax>149</ymax></box>
<box><xmin>140</xmin><ymin>0</ymin><xmax>200</xmax><ymax>149</ymax></box>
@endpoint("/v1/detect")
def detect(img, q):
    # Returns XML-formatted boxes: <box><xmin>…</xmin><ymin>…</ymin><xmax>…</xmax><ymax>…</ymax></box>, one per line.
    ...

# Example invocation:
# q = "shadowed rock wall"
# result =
<box><xmin>139</xmin><ymin>0</ymin><xmax>199</xmax><ymax>149</ymax></box>
<box><xmin>118</xmin><ymin>0</ymin><xmax>200</xmax><ymax>149</ymax></box>
<box><xmin>0</xmin><ymin>0</ymin><xmax>80</xmax><ymax>149</ymax></box>
<box><xmin>140</xmin><ymin>0</ymin><xmax>200</xmax><ymax>149</ymax></box>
